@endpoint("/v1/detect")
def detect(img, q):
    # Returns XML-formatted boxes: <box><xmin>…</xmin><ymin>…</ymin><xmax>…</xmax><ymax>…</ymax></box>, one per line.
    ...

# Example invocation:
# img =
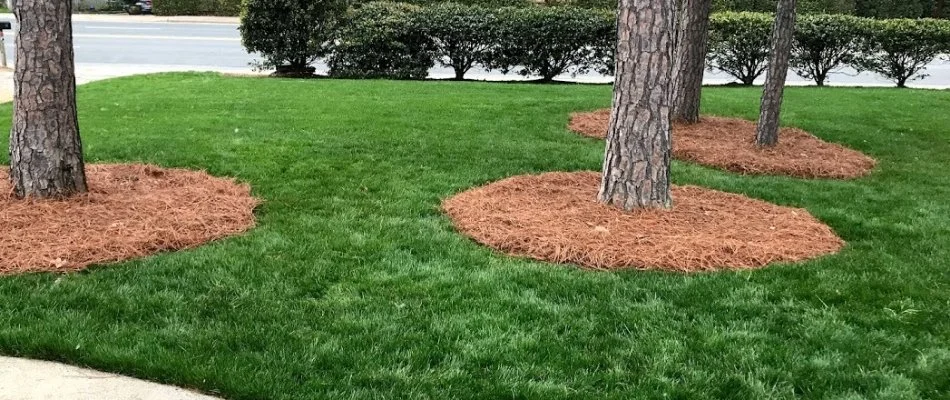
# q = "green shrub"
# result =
<box><xmin>590</xmin><ymin>8</ymin><xmax>616</xmax><ymax>76</ymax></box>
<box><xmin>153</xmin><ymin>0</ymin><xmax>241</xmax><ymax>16</ymax></box>
<box><xmin>549</xmin><ymin>0</ymin><xmax>614</xmax><ymax>9</ymax></box>
<box><xmin>853</xmin><ymin>18</ymin><xmax>950</xmax><ymax>87</ymax></box>
<box><xmin>327</xmin><ymin>2</ymin><xmax>437</xmax><ymax>80</ymax></box>
<box><xmin>852</xmin><ymin>0</ymin><xmax>934</xmax><ymax>19</ymax></box>
<box><xmin>240</xmin><ymin>0</ymin><xmax>348</xmax><ymax>75</ymax></box>
<box><xmin>713</xmin><ymin>0</ymin><xmax>947</xmax><ymax>18</ymax></box>
<box><xmin>417</xmin><ymin>3</ymin><xmax>500</xmax><ymax>80</ymax></box>
<box><xmin>706</xmin><ymin>12</ymin><xmax>774</xmax><ymax>85</ymax></box>
<box><xmin>492</xmin><ymin>6</ymin><xmax>613</xmax><ymax>81</ymax></box>
<box><xmin>790</xmin><ymin>14</ymin><xmax>867</xmax><ymax>86</ymax></box>
<box><xmin>396</xmin><ymin>0</ymin><xmax>532</xmax><ymax>7</ymax></box>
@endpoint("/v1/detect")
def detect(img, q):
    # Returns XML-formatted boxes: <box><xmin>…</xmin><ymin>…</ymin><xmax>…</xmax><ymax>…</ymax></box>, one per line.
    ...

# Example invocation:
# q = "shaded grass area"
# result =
<box><xmin>1</xmin><ymin>73</ymin><xmax>949</xmax><ymax>399</ymax></box>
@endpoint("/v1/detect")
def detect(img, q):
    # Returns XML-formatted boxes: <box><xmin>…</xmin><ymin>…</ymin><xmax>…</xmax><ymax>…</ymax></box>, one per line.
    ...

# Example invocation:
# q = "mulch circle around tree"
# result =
<box><xmin>443</xmin><ymin>171</ymin><xmax>844</xmax><ymax>272</ymax></box>
<box><xmin>0</xmin><ymin>164</ymin><xmax>260</xmax><ymax>275</ymax></box>
<box><xmin>568</xmin><ymin>109</ymin><xmax>876</xmax><ymax>179</ymax></box>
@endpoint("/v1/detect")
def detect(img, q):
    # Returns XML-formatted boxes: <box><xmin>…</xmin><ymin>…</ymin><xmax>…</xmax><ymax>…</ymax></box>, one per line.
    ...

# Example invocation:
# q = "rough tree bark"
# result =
<box><xmin>599</xmin><ymin>0</ymin><xmax>675</xmax><ymax>211</ymax></box>
<box><xmin>9</xmin><ymin>0</ymin><xmax>87</xmax><ymax>198</ymax></box>
<box><xmin>755</xmin><ymin>0</ymin><xmax>797</xmax><ymax>147</ymax></box>
<box><xmin>672</xmin><ymin>0</ymin><xmax>713</xmax><ymax>124</ymax></box>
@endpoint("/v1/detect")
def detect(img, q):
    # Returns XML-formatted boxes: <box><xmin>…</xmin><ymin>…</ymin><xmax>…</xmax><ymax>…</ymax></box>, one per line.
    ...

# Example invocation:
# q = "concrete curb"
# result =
<box><xmin>0</xmin><ymin>356</ymin><xmax>223</xmax><ymax>400</ymax></box>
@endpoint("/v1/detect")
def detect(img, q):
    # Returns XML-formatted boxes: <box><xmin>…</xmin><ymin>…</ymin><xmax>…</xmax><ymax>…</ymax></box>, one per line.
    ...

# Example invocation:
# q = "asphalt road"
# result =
<box><xmin>1</xmin><ymin>15</ymin><xmax>948</xmax><ymax>88</ymax></box>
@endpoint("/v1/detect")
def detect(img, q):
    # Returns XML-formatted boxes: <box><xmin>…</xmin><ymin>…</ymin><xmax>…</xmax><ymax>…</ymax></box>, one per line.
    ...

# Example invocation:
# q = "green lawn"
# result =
<box><xmin>1</xmin><ymin>73</ymin><xmax>949</xmax><ymax>399</ymax></box>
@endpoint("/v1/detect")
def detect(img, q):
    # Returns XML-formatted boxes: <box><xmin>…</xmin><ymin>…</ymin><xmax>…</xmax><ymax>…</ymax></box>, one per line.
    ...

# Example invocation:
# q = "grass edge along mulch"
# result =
<box><xmin>443</xmin><ymin>171</ymin><xmax>844</xmax><ymax>272</ymax></box>
<box><xmin>0</xmin><ymin>164</ymin><xmax>259</xmax><ymax>275</ymax></box>
<box><xmin>568</xmin><ymin>109</ymin><xmax>877</xmax><ymax>179</ymax></box>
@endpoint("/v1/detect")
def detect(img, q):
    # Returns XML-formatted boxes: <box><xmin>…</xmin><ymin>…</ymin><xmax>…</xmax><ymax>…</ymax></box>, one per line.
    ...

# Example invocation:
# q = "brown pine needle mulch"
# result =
<box><xmin>568</xmin><ymin>109</ymin><xmax>876</xmax><ymax>179</ymax></box>
<box><xmin>443</xmin><ymin>172</ymin><xmax>844</xmax><ymax>272</ymax></box>
<box><xmin>0</xmin><ymin>164</ymin><xmax>259</xmax><ymax>275</ymax></box>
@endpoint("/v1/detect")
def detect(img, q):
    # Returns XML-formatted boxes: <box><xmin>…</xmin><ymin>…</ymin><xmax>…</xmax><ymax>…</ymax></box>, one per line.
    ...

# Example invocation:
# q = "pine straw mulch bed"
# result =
<box><xmin>0</xmin><ymin>164</ymin><xmax>259</xmax><ymax>275</ymax></box>
<box><xmin>568</xmin><ymin>109</ymin><xmax>876</xmax><ymax>179</ymax></box>
<box><xmin>443</xmin><ymin>172</ymin><xmax>844</xmax><ymax>272</ymax></box>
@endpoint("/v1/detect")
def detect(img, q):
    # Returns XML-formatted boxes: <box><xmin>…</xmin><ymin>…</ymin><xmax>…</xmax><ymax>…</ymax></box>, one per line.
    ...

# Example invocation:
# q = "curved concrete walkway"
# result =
<box><xmin>0</xmin><ymin>357</ymin><xmax>222</xmax><ymax>400</ymax></box>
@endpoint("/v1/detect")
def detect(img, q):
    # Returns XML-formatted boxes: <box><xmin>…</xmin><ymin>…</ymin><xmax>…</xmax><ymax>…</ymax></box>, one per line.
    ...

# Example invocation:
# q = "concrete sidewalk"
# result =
<box><xmin>0</xmin><ymin>64</ymin><xmax>269</xmax><ymax>104</ymax></box>
<box><xmin>0</xmin><ymin>357</ymin><xmax>222</xmax><ymax>400</ymax></box>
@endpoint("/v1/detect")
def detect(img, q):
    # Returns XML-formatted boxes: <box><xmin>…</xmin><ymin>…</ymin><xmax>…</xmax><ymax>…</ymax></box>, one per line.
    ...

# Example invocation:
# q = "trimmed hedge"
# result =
<box><xmin>240</xmin><ymin>0</ymin><xmax>348</xmax><ymax>75</ymax></box>
<box><xmin>417</xmin><ymin>3</ymin><xmax>500</xmax><ymax>80</ymax></box>
<box><xmin>239</xmin><ymin>1</ymin><xmax>950</xmax><ymax>86</ymax></box>
<box><xmin>790</xmin><ymin>14</ymin><xmax>867</xmax><ymax>86</ymax></box>
<box><xmin>324</xmin><ymin>2</ymin><xmax>612</xmax><ymax>81</ymax></box>
<box><xmin>853</xmin><ymin>18</ymin><xmax>950</xmax><ymax>87</ymax></box>
<box><xmin>327</xmin><ymin>2</ymin><xmax>437</xmax><ymax>79</ymax></box>
<box><xmin>706</xmin><ymin>12</ymin><xmax>773</xmax><ymax>85</ymax></box>
<box><xmin>153</xmin><ymin>0</ymin><xmax>241</xmax><ymax>16</ymax></box>
<box><xmin>491</xmin><ymin>6</ymin><xmax>613</xmax><ymax>81</ymax></box>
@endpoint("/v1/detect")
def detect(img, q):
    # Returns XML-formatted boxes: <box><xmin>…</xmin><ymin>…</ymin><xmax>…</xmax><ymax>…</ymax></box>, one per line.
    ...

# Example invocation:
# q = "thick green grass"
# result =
<box><xmin>1</xmin><ymin>73</ymin><xmax>949</xmax><ymax>399</ymax></box>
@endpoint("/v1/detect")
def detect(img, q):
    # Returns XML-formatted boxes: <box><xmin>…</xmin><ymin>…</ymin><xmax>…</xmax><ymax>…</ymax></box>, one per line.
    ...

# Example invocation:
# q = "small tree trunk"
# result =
<box><xmin>672</xmin><ymin>0</ymin><xmax>713</xmax><ymax>124</ymax></box>
<box><xmin>9</xmin><ymin>0</ymin><xmax>87</xmax><ymax>198</ymax></box>
<box><xmin>599</xmin><ymin>0</ymin><xmax>675</xmax><ymax>211</ymax></box>
<box><xmin>755</xmin><ymin>0</ymin><xmax>797</xmax><ymax>148</ymax></box>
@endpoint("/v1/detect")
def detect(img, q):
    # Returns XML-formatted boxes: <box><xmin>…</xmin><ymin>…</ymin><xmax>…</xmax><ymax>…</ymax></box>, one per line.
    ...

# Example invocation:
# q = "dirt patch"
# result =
<box><xmin>443</xmin><ymin>172</ymin><xmax>844</xmax><ymax>272</ymax></box>
<box><xmin>0</xmin><ymin>164</ymin><xmax>259</xmax><ymax>275</ymax></box>
<box><xmin>568</xmin><ymin>109</ymin><xmax>876</xmax><ymax>179</ymax></box>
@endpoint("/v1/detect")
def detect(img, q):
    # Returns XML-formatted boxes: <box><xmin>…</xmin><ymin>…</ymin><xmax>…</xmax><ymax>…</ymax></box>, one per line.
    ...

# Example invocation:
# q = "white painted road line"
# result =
<box><xmin>73</xmin><ymin>34</ymin><xmax>240</xmax><ymax>42</ymax></box>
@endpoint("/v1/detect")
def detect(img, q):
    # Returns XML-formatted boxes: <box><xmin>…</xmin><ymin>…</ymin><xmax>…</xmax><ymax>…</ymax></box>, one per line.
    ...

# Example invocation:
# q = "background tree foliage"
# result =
<box><xmin>417</xmin><ymin>3</ymin><xmax>500</xmax><ymax>80</ymax></box>
<box><xmin>239</xmin><ymin>0</ymin><xmax>348</xmax><ymax>74</ymax></box>
<box><xmin>790</xmin><ymin>14</ymin><xmax>866</xmax><ymax>86</ymax></box>
<box><xmin>490</xmin><ymin>6</ymin><xmax>612</xmax><ymax>82</ymax></box>
<box><xmin>706</xmin><ymin>12</ymin><xmax>774</xmax><ymax>85</ymax></box>
<box><xmin>852</xmin><ymin>18</ymin><xmax>950</xmax><ymax>87</ymax></box>
<box><xmin>327</xmin><ymin>2</ymin><xmax>437</xmax><ymax>80</ymax></box>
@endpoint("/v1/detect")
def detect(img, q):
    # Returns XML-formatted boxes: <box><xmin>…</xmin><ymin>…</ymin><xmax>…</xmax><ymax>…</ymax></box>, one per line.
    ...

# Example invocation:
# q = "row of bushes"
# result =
<box><xmin>709</xmin><ymin>12</ymin><xmax>950</xmax><ymax>87</ymax></box>
<box><xmin>158</xmin><ymin>0</ymin><xmax>950</xmax><ymax>18</ymax></box>
<box><xmin>713</xmin><ymin>0</ymin><xmax>949</xmax><ymax>19</ymax></box>
<box><xmin>153</xmin><ymin>0</ymin><xmax>241</xmax><ymax>16</ymax></box>
<box><xmin>241</xmin><ymin>2</ymin><xmax>950</xmax><ymax>87</ymax></box>
<box><xmin>327</xmin><ymin>3</ymin><xmax>614</xmax><ymax>80</ymax></box>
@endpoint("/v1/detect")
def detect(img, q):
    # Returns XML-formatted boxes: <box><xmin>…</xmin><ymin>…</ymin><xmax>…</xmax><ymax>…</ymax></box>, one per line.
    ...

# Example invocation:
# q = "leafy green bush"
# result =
<box><xmin>327</xmin><ymin>2</ymin><xmax>437</xmax><ymax>80</ymax></box>
<box><xmin>153</xmin><ymin>0</ymin><xmax>241</xmax><ymax>16</ymax></box>
<box><xmin>491</xmin><ymin>6</ymin><xmax>614</xmax><ymax>81</ymax></box>
<box><xmin>853</xmin><ymin>18</ymin><xmax>950</xmax><ymax>87</ymax></box>
<box><xmin>396</xmin><ymin>0</ymin><xmax>532</xmax><ymax>7</ymax></box>
<box><xmin>790</xmin><ymin>14</ymin><xmax>867</xmax><ymax>86</ymax></box>
<box><xmin>851</xmin><ymin>0</ymin><xmax>934</xmax><ymax>19</ymax></box>
<box><xmin>417</xmin><ymin>3</ymin><xmax>500</xmax><ymax>80</ymax></box>
<box><xmin>240</xmin><ymin>0</ymin><xmax>348</xmax><ymax>75</ymax></box>
<box><xmin>706</xmin><ymin>12</ymin><xmax>774</xmax><ymax>85</ymax></box>
<box><xmin>712</xmin><ymin>0</ymin><xmax>945</xmax><ymax>18</ymax></box>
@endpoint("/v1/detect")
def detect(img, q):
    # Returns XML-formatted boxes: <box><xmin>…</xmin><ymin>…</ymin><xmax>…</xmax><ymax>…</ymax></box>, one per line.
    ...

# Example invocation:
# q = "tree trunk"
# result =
<box><xmin>453</xmin><ymin>64</ymin><xmax>467</xmax><ymax>80</ymax></box>
<box><xmin>755</xmin><ymin>0</ymin><xmax>797</xmax><ymax>148</ymax></box>
<box><xmin>599</xmin><ymin>0</ymin><xmax>675</xmax><ymax>211</ymax></box>
<box><xmin>9</xmin><ymin>0</ymin><xmax>87</xmax><ymax>198</ymax></box>
<box><xmin>672</xmin><ymin>0</ymin><xmax>713</xmax><ymax>124</ymax></box>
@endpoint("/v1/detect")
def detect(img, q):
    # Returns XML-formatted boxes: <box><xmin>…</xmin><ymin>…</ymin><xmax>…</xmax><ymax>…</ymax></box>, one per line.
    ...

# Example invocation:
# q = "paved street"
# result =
<box><xmin>0</xmin><ymin>13</ymin><xmax>948</xmax><ymax>89</ymax></box>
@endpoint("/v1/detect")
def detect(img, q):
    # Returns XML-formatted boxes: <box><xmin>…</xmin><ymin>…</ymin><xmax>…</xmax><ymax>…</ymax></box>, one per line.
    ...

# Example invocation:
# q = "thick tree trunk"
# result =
<box><xmin>453</xmin><ymin>66</ymin><xmax>466</xmax><ymax>80</ymax></box>
<box><xmin>599</xmin><ymin>0</ymin><xmax>675</xmax><ymax>211</ymax></box>
<box><xmin>672</xmin><ymin>0</ymin><xmax>713</xmax><ymax>124</ymax></box>
<box><xmin>755</xmin><ymin>0</ymin><xmax>797</xmax><ymax>148</ymax></box>
<box><xmin>9</xmin><ymin>0</ymin><xmax>87</xmax><ymax>198</ymax></box>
